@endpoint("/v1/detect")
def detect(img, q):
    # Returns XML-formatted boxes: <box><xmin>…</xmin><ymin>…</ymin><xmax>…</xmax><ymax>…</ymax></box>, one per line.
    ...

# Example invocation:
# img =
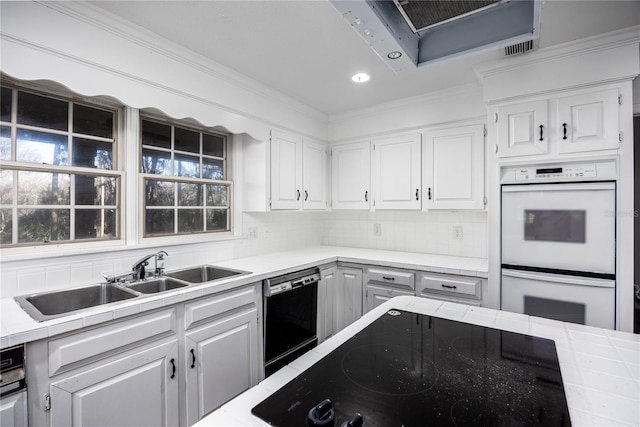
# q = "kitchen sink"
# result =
<box><xmin>164</xmin><ymin>265</ymin><xmax>250</xmax><ymax>284</ymax></box>
<box><xmin>127</xmin><ymin>277</ymin><xmax>188</xmax><ymax>294</ymax></box>
<box><xmin>15</xmin><ymin>284</ymin><xmax>138</xmax><ymax>322</ymax></box>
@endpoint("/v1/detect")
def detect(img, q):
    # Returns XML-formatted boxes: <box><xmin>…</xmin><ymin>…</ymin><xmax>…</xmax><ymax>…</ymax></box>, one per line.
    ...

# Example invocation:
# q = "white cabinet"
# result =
<box><xmin>331</xmin><ymin>141</ymin><xmax>371</xmax><ymax>210</ymax></box>
<box><xmin>496</xmin><ymin>100</ymin><xmax>549</xmax><ymax>158</ymax></box>
<box><xmin>183</xmin><ymin>286</ymin><xmax>260</xmax><ymax>426</ymax></box>
<box><xmin>423</xmin><ymin>124</ymin><xmax>485</xmax><ymax>210</ymax></box>
<box><xmin>372</xmin><ymin>133</ymin><xmax>421</xmax><ymax>210</ymax></box>
<box><xmin>334</xmin><ymin>267</ymin><xmax>363</xmax><ymax>331</ymax></box>
<box><xmin>319</xmin><ymin>265</ymin><xmax>338</xmax><ymax>342</ymax></box>
<box><xmin>494</xmin><ymin>86</ymin><xmax>622</xmax><ymax>158</ymax></box>
<box><xmin>0</xmin><ymin>391</ymin><xmax>27</xmax><ymax>427</ymax></box>
<box><xmin>270</xmin><ymin>130</ymin><xmax>327</xmax><ymax>210</ymax></box>
<box><xmin>417</xmin><ymin>272</ymin><xmax>482</xmax><ymax>306</ymax></box>
<box><xmin>557</xmin><ymin>88</ymin><xmax>619</xmax><ymax>154</ymax></box>
<box><xmin>364</xmin><ymin>267</ymin><xmax>415</xmax><ymax>313</ymax></box>
<box><xmin>49</xmin><ymin>340</ymin><xmax>179</xmax><ymax>427</ymax></box>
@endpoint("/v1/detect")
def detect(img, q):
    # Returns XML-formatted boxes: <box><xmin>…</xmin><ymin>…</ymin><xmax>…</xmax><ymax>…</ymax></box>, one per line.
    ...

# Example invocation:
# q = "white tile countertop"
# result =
<box><xmin>0</xmin><ymin>246</ymin><xmax>488</xmax><ymax>348</ymax></box>
<box><xmin>195</xmin><ymin>296</ymin><xmax>640</xmax><ymax>427</ymax></box>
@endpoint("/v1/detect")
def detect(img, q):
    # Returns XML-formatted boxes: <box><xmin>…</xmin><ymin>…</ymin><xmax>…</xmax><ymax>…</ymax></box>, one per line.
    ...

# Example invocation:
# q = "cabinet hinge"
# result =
<box><xmin>44</xmin><ymin>394</ymin><xmax>51</xmax><ymax>412</ymax></box>
<box><xmin>483</xmin><ymin>196</ymin><xmax>488</xmax><ymax>206</ymax></box>
<box><xmin>619</xmin><ymin>131</ymin><xmax>624</xmax><ymax>143</ymax></box>
<box><xmin>618</xmin><ymin>94</ymin><xmax>623</xmax><ymax>105</ymax></box>
<box><xmin>494</xmin><ymin>144</ymin><xmax>499</xmax><ymax>154</ymax></box>
<box><xmin>269</xmin><ymin>198</ymin><xmax>272</xmax><ymax>208</ymax></box>
<box><xmin>483</xmin><ymin>126</ymin><xmax>487</xmax><ymax>137</ymax></box>
<box><xmin>494</xmin><ymin>113</ymin><xmax>498</xmax><ymax>123</ymax></box>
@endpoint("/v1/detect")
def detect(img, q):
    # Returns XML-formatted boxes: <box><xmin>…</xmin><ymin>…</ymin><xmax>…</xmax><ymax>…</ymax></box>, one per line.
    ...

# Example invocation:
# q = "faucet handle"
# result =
<box><xmin>101</xmin><ymin>272</ymin><xmax>116</xmax><ymax>283</ymax></box>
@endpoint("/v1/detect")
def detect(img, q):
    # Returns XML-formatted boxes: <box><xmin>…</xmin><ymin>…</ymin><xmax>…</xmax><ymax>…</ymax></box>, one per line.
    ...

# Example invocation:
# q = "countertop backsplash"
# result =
<box><xmin>0</xmin><ymin>210</ymin><xmax>487</xmax><ymax>299</ymax></box>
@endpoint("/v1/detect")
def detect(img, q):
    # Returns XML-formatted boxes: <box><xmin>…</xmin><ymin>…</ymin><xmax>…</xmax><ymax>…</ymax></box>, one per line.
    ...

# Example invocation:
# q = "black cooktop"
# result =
<box><xmin>252</xmin><ymin>309</ymin><xmax>571</xmax><ymax>426</ymax></box>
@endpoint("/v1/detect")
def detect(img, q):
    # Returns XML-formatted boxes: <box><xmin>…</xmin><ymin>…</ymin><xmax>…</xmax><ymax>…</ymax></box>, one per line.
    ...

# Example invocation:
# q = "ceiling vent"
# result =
<box><xmin>504</xmin><ymin>39</ymin><xmax>536</xmax><ymax>56</ymax></box>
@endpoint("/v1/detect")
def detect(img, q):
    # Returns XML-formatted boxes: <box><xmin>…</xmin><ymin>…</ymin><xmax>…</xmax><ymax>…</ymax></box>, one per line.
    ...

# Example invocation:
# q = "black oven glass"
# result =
<box><xmin>264</xmin><ymin>282</ymin><xmax>317</xmax><ymax>369</ymax></box>
<box><xmin>524</xmin><ymin>209</ymin><xmax>586</xmax><ymax>243</ymax></box>
<box><xmin>252</xmin><ymin>309</ymin><xmax>571</xmax><ymax>426</ymax></box>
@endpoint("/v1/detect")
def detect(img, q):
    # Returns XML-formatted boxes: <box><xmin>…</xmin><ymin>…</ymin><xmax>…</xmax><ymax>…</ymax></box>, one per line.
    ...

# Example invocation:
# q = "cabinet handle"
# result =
<box><xmin>539</xmin><ymin>125</ymin><xmax>544</xmax><ymax>142</ymax></box>
<box><xmin>441</xmin><ymin>284</ymin><xmax>457</xmax><ymax>289</ymax></box>
<box><xmin>170</xmin><ymin>358</ymin><xmax>176</xmax><ymax>379</ymax></box>
<box><xmin>190</xmin><ymin>349</ymin><xmax>196</xmax><ymax>369</ymax></box>
<box><xmin>364</xmin><ymin>191</ymin><xmax>368</xmax><ymax>202</ymax></box>
<box><xmin>416</xmin><ymin>188</ymin><xmax>419</xmax><ymax>200</ymax></box>
<box><xmin>428</xmin><ymin>188</ymin><xmax>432</xmax><ymax>200</ymax></box>
<box><xmin>296</xmin><ymin>189</ymin><xmax>301</xmax><ymax>201</ymax></box>
<box><xmin>305</xmin><ymin>190</ymin><xmax>309</xmax><ymax>201</ymax></box>
<box><xmin>382</xmin><ymin>276</ymin><xmax>396</xmax><ymax>281</ymax></box>
<box><xmin>562</xmin><ymin>123</ymin><xmax>568</xmax><ymax>140</ymax></box>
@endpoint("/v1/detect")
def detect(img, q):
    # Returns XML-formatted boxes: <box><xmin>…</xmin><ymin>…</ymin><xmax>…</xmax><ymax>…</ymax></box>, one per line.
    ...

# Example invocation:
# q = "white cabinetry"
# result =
<box><xmin>496</xmin><ymin>100</ymin><xmax>549</xmax><ymax>158</ymax></box>
<box><xmin>334</xmin><ymin>267</ymin><xmax>363</xmax><ymax>331</ymax></box>
<box><xmin>417</xmin><ymin>272</ymin><xmax>482</xmax><ymax>306</ymax></box>
<box><xmin>364</xmin><ymin>267</ymin><xmax>415</xmax><ymax>313</ymax></box>
<box><xmin>331</xmin><ymin>141</ymin><xmax>371</xmax><ymax>210</ymax></box>
<box><xmin>423</xmin><ymin>124</ymin><xmax>485</xmax><ymax>210</ymax></box>
<box><xmin>494</xmin><ymin>86</ymin><xmax>621</xmax><ymax>158</ymax></box>
<box><xmin>270</xmin><ymin>130</ymin><xmax>327</xmax><ymax>210</ymax></box>
<box><xmin>0</xmin><ymin>391</ymin><xmax>27</xmax><ymax>427</ymax></box>
<box><xmin>183</xmin><ymin>286</ymin><xmax>260</xmax><ymax>426</ymax></box>
<box><xmin>372</xmin><ymin>133</ymin><xmax>421</xmax><ymax>210</ymax></box>
<box><xmin>319</xmin><ymin>265</ymin><xmax>338</xmax><ymax>343</ymax></box>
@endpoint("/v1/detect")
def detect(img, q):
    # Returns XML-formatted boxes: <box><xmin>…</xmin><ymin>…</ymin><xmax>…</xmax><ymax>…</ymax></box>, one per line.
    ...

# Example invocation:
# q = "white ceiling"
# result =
<box><xmin>89</xmin><ymin>0</ymin><xmax>640</xmax><ymax>116</ymax></box>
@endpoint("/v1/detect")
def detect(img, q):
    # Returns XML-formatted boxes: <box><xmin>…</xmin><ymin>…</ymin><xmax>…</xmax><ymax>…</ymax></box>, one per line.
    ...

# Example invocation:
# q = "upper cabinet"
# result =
<box><xmin>270</xmin><ymin>130</ymin><xmax>327</xmax><ymax>210</ymax></box>
<box><xmin>423</xmin><ymin>124</ymin><xmax>485</xmax><ymax>210</ymax></box>
<box><xmin>331</xmin><ymin>141</ymin><xmax>371</xmax><ymax>210</ymax></box>
<box><xmin>493</xmin><ymin>86</ymin><xmax>621</xmax><ymax>159</ymax></box>
<box><xmin>372</xmin><ymin>133</ymin><xmax>422</xmax><ymax>210</ymax></box>
<box><xmin>496</xmin><ymin>100</ymin><xmax>549</xmax><ymax>158</ymax></box>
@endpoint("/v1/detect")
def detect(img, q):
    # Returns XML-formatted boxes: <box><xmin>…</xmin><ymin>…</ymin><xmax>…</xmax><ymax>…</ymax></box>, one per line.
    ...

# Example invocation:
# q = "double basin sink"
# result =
<box><xmin>15</xmin><ymin>265</ymin><xmax>251</xmax><ymax>322</ymax></box>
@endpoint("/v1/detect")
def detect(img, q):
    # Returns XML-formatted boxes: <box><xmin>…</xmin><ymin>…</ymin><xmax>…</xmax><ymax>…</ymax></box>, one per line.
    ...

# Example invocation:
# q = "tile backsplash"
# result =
<box><xmin>0</xmin><ymin>210</ymin><xmax>486</xmax><ymax>298</ymax></box>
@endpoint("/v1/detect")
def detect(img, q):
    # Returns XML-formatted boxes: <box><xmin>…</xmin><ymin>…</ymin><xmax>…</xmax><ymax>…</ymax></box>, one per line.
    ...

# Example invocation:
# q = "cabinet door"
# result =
<box><xmin>0</xmin><ymin>390</ymin><xmax>27</xmax><ymax>427</ymax></box>
<box><xmin>271</xmin><ymin>130</ymin><xmax>303</xmax><ymax>210</ymax></box>
<box><xmin>557</xmin><ymin>88</ymin><xmax>619</xmax><ymax>153</ymax></box>
<box><xmin>331</xmin><ymin>142</ymin><xmax>371</xmax><ymax>210</ymax></box>
<box><xmin>185</xmin><ymin>307</ymin><xmax>259</xmax><ymax>426</ymax></box>
<box><xmin>365</xmin><ymin>284</ymin><xmax>415</xmax><ymax>313</ymax></box>
<box><xmin>496</xmin><ymin>100</ymin><xmax>548</xmax><ymax>157</ymax></box>
<box><xmin>302</xmin><ymin>139</ymin><xmax>327</xmax><ymax>210</ymax></box>
<box><xmin>373</xmin><ymin>133</ymin><xmax>421</xmax><ymax>210</ymax></box>
<box><xmin>423</xmin><ymin>124</ymin><xmax>484</xmax><ymax>210</ymax></box>
<box><xmin>335</xmin><ymin>267</ymin><xmax>363</xmax><ymax>331</ymax></box>
<box><xmin>49</xmin><ymin>340</ymin><xmax>179</xmax><ymax>427</ymax></box>
<box><xmin>319</xmin><ymin>266</ymin><xmax>337</xmax><ymax>342</ymax></box>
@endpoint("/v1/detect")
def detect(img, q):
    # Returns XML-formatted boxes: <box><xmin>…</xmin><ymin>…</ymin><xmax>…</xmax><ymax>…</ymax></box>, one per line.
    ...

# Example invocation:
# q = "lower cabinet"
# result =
<box><xmin>417</xmin><ymin>272</ymin><xmax>483</xmax><ymax>306</ymax></box>
<box><xmin>183</xmin><ymin>286</ymin><xmax>260</xmax><ymax>426</ymax></box>
<box><xmin>364</xmin><ymin>267</ymin><xmax>415</xmax><ymax>313</ymax></box>
<box><xmin>334</xmin><ymin>266</ymin><xmax>363</xmax><ymax>332</ymax></box>
<box><xmin>318</xmin><ymin>265</ymin><xmax>338</xmax><ymax>342</ymax></box>
<box><xmin>365</xmin><ymin>284</ymin><xmax>415</xmax><ymax>312</ymax></box>
<box><xmin>0</xmin><ymin>390</ymin><xmax>27</xmax><ymax>427</ymax></box>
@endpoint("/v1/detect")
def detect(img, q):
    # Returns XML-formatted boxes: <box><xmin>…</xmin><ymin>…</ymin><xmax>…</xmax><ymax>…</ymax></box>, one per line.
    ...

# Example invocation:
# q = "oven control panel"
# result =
<box><xmin>514</xmin><ymin>164</ymin><xmax>597</xmax><ymax>181</ymax></box>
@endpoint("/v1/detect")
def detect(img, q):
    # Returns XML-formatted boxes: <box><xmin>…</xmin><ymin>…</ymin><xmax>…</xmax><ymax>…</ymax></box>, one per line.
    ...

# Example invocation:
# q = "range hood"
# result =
<box><xmin>329</xmin><ymin>0</ymin><xmax>540</xmax><ymax>73</ymax></box>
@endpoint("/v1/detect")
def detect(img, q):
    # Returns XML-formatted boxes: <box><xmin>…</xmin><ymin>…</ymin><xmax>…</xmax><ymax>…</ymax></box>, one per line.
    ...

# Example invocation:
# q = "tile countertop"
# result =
<box><xmin>0</xmin><ymin>246</ymin><xmax>488</xmax><ymax>349</ymax></box>
<box><xmin>195</xmin><ymin>296</ymin><xmax>640</xmax><ymax>427</ymax></box>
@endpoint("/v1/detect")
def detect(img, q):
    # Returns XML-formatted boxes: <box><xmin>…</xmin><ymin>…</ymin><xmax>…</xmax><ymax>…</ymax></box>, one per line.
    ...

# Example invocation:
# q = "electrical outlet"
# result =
<box><xmin>452</xmin><ymin>226</ymin><xmax>463</xmax><ymax>240</ymax></box>
<box><xmin>248</xmin><ymin>227</ymin><xmax>258</xmax><ymax>239</ymax></box>
<box><xmin>374</xmin><ymin>223</ymin><xmax>382</xmax><ymax>236</ymax></box>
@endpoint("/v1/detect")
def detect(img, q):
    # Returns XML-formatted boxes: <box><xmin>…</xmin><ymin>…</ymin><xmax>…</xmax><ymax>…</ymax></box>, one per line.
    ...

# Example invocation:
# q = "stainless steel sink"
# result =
<box><xmin>164</xmin><ymin>265</ymin><xmax>250</xmax><ymax>283</ymax></box>
<box><xmin>127</xmin><ymin>277</ymin><xmax>188</xmax><ymax>294</ymax></box>
<box><xmin>15</xmin><ymin>284</ymin><xmax>138</xmax><ymax>322</ymax></box>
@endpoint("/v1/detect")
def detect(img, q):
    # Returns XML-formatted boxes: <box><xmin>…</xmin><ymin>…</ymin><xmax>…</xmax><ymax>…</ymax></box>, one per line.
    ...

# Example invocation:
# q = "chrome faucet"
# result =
<box><xmin>132</xmin><ymin>250</ymin><xmax>168</xmax><ymax>280</ymax></box>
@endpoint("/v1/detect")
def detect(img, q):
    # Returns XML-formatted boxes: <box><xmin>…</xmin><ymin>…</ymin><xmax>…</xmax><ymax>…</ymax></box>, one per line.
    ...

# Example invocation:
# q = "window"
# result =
<box><xmin>0</xmin><ymin>84</ymin><xmax>120</xmax><ymax>247</ymax></box>
<box><xmin>140</xmin><ymin>117</ymin><xmax>231</xmax><ymax>237</ymax></box>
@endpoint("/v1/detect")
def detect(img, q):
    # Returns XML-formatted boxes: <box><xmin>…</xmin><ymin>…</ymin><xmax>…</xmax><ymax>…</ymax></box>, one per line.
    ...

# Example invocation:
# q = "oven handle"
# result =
<box><xmin>502</xmin><ymin>269</ymin><xmax>615</xmax><ymax>288</ymax></box>
<box><xmin>502</xmin><ymin>182</ymin><xmax>615</xmax><ymax>193</ymax></box>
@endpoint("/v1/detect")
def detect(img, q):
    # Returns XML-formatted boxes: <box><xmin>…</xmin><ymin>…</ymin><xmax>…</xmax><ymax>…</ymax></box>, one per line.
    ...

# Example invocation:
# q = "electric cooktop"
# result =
<box><xmin>252</xmin><ymin>309</ymin><xmax>571</xmax><ymax>426</ymax></box>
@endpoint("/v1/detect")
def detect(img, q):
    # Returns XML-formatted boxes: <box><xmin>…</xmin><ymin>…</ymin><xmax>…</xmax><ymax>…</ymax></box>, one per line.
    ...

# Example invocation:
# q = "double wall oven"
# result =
<box><xmin>263</xmin><ymin>267</ymin><xmax>320</xmax><ymax>378</ymax></box>
<box><xmin>501</xmin><ymin>160</ymin><xmax>617</xmax><ymax>329</ymax></box>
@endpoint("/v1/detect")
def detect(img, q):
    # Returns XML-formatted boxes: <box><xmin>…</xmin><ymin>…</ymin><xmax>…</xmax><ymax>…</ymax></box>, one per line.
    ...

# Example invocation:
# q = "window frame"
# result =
<box><xmin>138</xmin><ymin>115</ymin><xmax>234</xmax><ymax>242</ymax></box>
<box><xmin>0</xmin><ymin>81</ymin><xmax>125</xmax><ymax>252</ymax></box>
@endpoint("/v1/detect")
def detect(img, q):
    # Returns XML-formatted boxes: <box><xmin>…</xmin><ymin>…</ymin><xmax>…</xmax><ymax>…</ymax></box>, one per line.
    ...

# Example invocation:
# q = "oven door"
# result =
<box><xmin>501</xmin><ymin>182</ymin><xmax>615</xmax><ymax>274</ymax></box>
<box><xmin>501</xmin><ymin>268</ymin><xmax>615</xmax><ymax>329</ymax></box>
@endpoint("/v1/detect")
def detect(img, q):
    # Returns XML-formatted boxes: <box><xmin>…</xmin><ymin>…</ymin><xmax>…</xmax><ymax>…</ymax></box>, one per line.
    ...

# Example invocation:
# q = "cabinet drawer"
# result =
<box><xmin>49</xmin><ymin>308</ymin><xmax>177</xmax><ymax>376</ymax></box>
<box><xmin>367</xmin><ymin>268</ymin><xmax>415</xmax><ymax>290</ymax></box>
<box><xmin>418</xmin><ymin>273</ymin><xmax>481</xmax><ymax>299</ymax></box>
<box><xmin>184</xmin><ymin>285</ymin><xmax>258</xmax><ymax>330</ymax></box>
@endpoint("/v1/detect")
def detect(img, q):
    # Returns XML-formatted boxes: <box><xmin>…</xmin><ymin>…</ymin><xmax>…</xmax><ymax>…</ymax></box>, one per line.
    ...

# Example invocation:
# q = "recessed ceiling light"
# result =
<box><xmin>351</xmin><ymin>73</ymin><xmax>371</xmax><ymax>83</ymax></box>
<box><xmin>387</xmin><ymin>51</ymin><xmax>402</xmax><ymax>59</ymax></box>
